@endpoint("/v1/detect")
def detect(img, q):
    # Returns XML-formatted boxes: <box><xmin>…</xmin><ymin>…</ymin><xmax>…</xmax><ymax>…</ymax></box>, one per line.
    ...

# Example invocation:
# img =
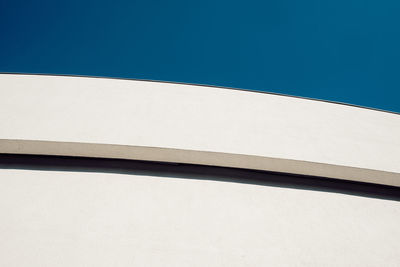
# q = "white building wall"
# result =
<box><xmin>1</xmin><ymin>168</ymin><xmax>399</xmax><ymax>267</ymax></box>
<box><xmin>0</xmin><ymin>74</ymin><xmax>399</xmax><ymax>266</ymax></box>
<box><xmin>0</xmin><ymin>74</ymin><xmax>399</xmax><ymax>186</ymax></box>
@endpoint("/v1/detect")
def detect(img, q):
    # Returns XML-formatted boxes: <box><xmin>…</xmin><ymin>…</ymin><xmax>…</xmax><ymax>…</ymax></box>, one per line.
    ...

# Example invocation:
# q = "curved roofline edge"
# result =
<box><xmin>1</xmin><ymin>72</ymin><xmax>398</xmax><ymax>115</ymax></box>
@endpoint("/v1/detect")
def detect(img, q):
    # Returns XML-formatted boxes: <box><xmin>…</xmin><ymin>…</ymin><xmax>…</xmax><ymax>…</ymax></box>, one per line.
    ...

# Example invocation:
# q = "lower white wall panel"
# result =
<box><xmin>0</xmin><ymin>167</ymin><xmax>399</xmax><ymax>267</ymax></box>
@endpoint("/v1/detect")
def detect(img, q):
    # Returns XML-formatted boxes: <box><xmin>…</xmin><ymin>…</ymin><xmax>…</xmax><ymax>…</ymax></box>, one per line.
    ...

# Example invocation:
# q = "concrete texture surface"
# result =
<box><xmin>0</xmin><ymin>74</ymin><xmax>399</xmax><ymax>186</ymax></box>
<box><xmin>0</xmin><ymin>168</ymin><xmax>399</xmax><ymax>267</ymax></box>
<box><xmin>1</xmin><ymin>74</ymin><xmax>400</xmax><ymax>266</ymax></box>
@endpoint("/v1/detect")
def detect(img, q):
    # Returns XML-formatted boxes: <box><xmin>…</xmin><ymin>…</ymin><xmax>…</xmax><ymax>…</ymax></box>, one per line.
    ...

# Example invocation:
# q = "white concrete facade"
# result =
<box><xmin>0</xmin><ymin>74</ymin><xmax>399</xmax><ymax>186</ymax></box>
<box><xmin>0</xmin><ymin>74</ymin><xmax>399</xmax><ymax>266</ymax></box>
<box><xmin>1</xmin><ymin>167</ymin><xmax>399</xmax><ymax>267</ymax></box>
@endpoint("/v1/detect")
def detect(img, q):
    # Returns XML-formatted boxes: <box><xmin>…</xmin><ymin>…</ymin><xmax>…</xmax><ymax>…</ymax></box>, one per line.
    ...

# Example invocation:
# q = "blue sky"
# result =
<box><xmin>1</xmin><ymin>0</ymin><xmax>399</xmax><ymax>112</ymax></box>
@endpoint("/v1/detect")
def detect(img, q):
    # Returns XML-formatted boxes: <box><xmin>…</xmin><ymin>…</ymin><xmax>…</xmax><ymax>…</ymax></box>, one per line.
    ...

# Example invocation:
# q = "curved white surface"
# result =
<box><xmin>0</xmin><ymin>74</ymin><xmax>399</xmax><ymax>186</ymax></box>
<box><xmin>1</xmin><ymin>168</ymin><xmax>399</xmax><ymax>267</ymax></box>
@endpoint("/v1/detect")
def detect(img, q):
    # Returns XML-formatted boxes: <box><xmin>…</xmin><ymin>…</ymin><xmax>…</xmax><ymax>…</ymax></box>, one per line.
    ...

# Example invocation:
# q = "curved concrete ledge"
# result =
<box><xmin>1</xmin><ymin>139</ymin><xmax>400</xmax><ymax>187</ymax></box>
<box><xmin>1</xmin><ymin>74</ymin><xmax>399</xmax><ymax>187</ymax></box>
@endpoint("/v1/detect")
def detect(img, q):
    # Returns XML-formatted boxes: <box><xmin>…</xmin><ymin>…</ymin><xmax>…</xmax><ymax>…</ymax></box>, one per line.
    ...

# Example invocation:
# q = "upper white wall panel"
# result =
<box><xmin>0</xmin><ymin>74</ymin><xmax>399</xmax><ymax>186</ymax></box>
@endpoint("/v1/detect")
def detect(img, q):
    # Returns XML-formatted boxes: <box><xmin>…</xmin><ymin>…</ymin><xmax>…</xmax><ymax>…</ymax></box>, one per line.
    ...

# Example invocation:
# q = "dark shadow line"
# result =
<box><xmin>1</xmin><ymin>153</ymin><xmax>399</xmax><ymax>201</ymax></box>
<box><xmin>1</xmin><ymin>72</ymin><xmax>399</xmax><ymax>115</ymax></box>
